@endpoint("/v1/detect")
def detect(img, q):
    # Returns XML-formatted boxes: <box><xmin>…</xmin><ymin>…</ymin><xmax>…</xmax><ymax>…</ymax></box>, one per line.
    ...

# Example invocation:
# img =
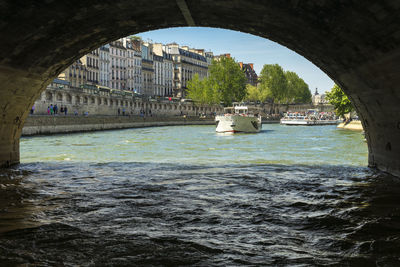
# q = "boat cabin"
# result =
<box><xmin>224</xmin><ymin>106</ymin><xmax>249</xmax><ymax>115</ymax></box>
<box><xmin>234</xmin><ymin>106</ymin><xmax>249</xmax><ymax>115</ymax></box>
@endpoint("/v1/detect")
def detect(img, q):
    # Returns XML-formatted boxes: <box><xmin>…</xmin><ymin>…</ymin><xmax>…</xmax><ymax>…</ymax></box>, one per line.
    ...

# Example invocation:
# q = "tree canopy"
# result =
<box><xmin>244</xmin><ymin>84</ymin><xmax>260</xmax><ymax>102</ymax></box>
<box><xmin>250</xmin><ymin>64</ymin><xmax>312</xmax><ymax>104</ymax></box>
<box><xmin>187</xmin><ymin>74</ymin><xmax>215</xmax><ymax>105</ymax></box>
<box><xmin>285</xmin><ymin>71</ymin><xmax>312</xmax><ymax>104</ymax></box>
<box><xmin>325</xmin><ymin>84</ymin><xmax>354</xmax><ymax>117</ymax></box>
<box><xmin>188</xmin><ymin>61</ymin><xmax>311</xmax><ymax>106</ymax></box>
<box><xmin>258</xmin><ymin>64</ymin><xmax>287</xmax><ymax>103</ymax></box>
<box><xmin>187</xmin><ymin>56</ymin><xmax>247</xmax><ymax>106</ymax></box>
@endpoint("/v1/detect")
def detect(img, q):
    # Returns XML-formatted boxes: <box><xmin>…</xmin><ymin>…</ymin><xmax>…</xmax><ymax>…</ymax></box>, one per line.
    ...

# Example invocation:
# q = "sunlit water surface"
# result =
<box><xmin>1</xmin><ymin>124</ymin><xmax>400</xmax><ymax>266</ymax></box>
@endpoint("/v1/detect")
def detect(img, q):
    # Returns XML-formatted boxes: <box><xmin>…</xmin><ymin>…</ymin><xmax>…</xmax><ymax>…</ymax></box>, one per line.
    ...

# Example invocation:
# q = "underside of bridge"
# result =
<box><xmin>0</xmin><ymin>1</ymin><xmax>399</xmax><ymax>175</ymax></box>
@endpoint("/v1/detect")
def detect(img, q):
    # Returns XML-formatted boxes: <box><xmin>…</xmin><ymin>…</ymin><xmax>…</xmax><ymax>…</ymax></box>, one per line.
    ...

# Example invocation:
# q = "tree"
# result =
<box><xmin>258</xmin><ymin>64</ymin><xmax>288</xmax><ymax>103</ymax></box>
<box><xmin>187</xmin><ymin>74</ymin><xmax>215</xmax><ymax>105</ymax></box>
<box><xmin>187</xmin><ymin>56</ymin><xmax>247</xmax><ymax>106</ymax></box>
<box><xmin>208</xmin><ymin>57</ymin><xmax>247</xmax><ymax>106</ymax></box>
<box><xmin>245</xmin><ymin>84</ymin><xmax>260</xmax><ymax>102</ymax></box>
<box><xmin>325</xmin><ymin>84</ymin><xmax>354</xmax><ymax>117</ymax></box>
<box><xmin>129</xmin><ymin>35</ymin><xmax>142</xmax><ymax>41</ymax></box>
<box><xmin>285</xmin><ymin>71</ymin><xmax>312</xmax><ymax>103</ymax></box>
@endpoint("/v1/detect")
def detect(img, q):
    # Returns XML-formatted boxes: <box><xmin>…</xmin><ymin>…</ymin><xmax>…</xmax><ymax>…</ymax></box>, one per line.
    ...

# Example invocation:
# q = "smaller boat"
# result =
<box><xmin>280</xmin><ymin>109</ymin><xmax>340</xmax><ymax>126</ymax></box>
<box><xmin>215</xmin><ymin>105</ymin><xmax>262</xmax><ymax>133</ymax></box>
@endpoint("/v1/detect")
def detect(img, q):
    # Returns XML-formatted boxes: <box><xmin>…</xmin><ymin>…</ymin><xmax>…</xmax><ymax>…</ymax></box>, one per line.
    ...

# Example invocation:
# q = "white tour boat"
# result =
<box><xmin>215</xmin><ymin>106</ymin><xmax>262</xmax><ymax>133</ymax></box>
<box><xmin>280</xmin><ymin>109</ymin><xmax>340</xmax><ymax>126</ymax></box>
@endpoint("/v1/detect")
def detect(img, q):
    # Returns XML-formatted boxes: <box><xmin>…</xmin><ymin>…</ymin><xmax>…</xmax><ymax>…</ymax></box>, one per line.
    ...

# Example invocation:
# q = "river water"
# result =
<box><xmin>1</xmin><ymin>124</ymin><xmax>400</xmax><ymax>266</ymax></box>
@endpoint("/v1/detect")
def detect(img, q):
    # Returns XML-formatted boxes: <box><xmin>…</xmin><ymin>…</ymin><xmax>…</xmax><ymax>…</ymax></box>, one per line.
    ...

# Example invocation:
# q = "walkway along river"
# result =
<box><xmin>1</xmin><ymin>124</ymin><xmax>400</xmax><ymax>265</ymax></box>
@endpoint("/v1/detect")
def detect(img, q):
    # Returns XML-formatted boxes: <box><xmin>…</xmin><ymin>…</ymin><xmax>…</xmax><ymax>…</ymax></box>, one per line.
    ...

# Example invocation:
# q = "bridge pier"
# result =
<box><xmin>0</xmin><ymin>67</ymin><xmax>45</xmax><ymax>167</ymax></box>
<box><xmin>341</xmin><ymin>49</ymin><xmax>400</xmax><ymax>177</ymax></box>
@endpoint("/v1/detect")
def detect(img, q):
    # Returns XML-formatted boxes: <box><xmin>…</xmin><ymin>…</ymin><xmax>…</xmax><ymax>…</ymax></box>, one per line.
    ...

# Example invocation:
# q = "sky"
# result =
<box><xmin>138</xmin><ymin>27</ymin><xmax>334</xmax><ymax>93</ymax></box>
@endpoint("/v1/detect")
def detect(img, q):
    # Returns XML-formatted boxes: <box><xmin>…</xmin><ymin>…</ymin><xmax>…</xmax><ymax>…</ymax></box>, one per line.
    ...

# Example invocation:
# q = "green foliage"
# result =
<box><xmin>325</xmin><ymin>84</ymin><xmax>354</xmax><ymax>117</ymax></box>
<box><xmin>187</xmin><ymin>74</ymin><xmax>213</xmax><ymax>105</ymax></box>
<box><xmin>255</xmin><ymin>64</ymin><xmax>311</xmax><ymax>104</ymax></box>
<box><xmin>208</xmin><ymin>57</ymin><xmax>247</xmax><ymax>106</ymax></box>
<box><xmin>285</xmin><ymin>71</ymin><xmax>312</xmax><ymax>104</ymax></box>
<box><xmin>188</xmin><ymin>60</ymin><xmax>311</xmax><ymax>106</ymax></box>
<box><xmin>245</xmin><ymin>84</ymin><xmax>260</xmax><ymax>102</ymax></box>
<box><xmin>129</xmin><ymin>35</ymin><xmax>142</xmax><ymax>41</ymax></box>
<box><xmin>259</xmin><ymin>64</ymin><xmax>288</xmax><ymax>103</ymax></box>
<box><xmin>187</xmin><ymin>56</ymin><xmax>247</xmax><ymax>106</ymax></box>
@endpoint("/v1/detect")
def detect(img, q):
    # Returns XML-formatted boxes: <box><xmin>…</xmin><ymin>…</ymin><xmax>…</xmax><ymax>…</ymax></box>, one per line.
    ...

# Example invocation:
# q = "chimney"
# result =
<box><xmin>239</xmin><ymin>62</ymin><xmax>243</xmax><ymax>68</ymax></box>
<box><xmin>249</xmin><ymin>63</ymin><xmax>254</xmax><ymax>70</ymax></box>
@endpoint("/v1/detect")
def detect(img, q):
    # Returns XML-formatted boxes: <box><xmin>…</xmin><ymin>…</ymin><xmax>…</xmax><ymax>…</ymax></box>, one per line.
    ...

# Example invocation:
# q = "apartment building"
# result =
<box><xmin>99</xmin><ymin>44</ymin><xmax>110</xmax><ymax>87</ymax></box>
<box><xmin>58</xmin><ymin>60</ymin><xmax>87</xmax><ymax>87</ymax></box>
<box><xmin>141</xmin><ymin>42</ymin><xmax>154</xmax><ymax>96</ymax></box>
<box><xmin>80</xmin><ymin>48</ymin><xmax>99</xmax><ymax>85</ymax></box>
<box><xmin>110</xmin><ymin>40</ymin><xmax>126</xmax><ymax>90</ymax></box>
<box><xmin>164</xmin><ymin>43</ymin><xmax>209</xmax><ymax>98</ymax></box>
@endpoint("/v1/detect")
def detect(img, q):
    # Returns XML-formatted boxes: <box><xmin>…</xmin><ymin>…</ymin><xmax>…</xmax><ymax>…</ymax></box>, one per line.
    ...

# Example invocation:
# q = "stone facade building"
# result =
<box><xmin>123</xmin><ymin>38</ymin><xmax>135</xmax><ymax>91</ymax></box>
<box><xmin>141</xmin><ymin>42</ymin><xmax>154</xmax><ymax>96</ymax></box>
<box><xmin>163</xmin><ymin>51</ymin><xmax>173</xmax><ymax>96</ymax></box>
<box><xmin>153</xmin><ymin>43</ymin><xmax>174</xmax><ymax>96</ymax></box>
<box><xmin>131</xmin><ymin>39</ymin><xmax>142</xmax><ymax>94</ymax></box>
<box><xmin>99</xmin><ymin>44</ymin><xmax>110</xmax><ymax>87</ymax></box>
<box><xmin>164</xmin><ymin>43</ymin><xmax>209</xmax><ymax>98</ymax></box>
<box><xmin>58</xmin><ymin>60</ymin><xmax>88</xmax><ymax>88</ymax></box>
<box><xmin>239</xmin><ymin>62</ymin><xmax>258</xmax><ymax>86</ymax></box>
<box><xmin>153</xmin><ymin>53</ymin><xmax>164</xmax><ymax>96</ymax></box>
<box><xmin>110</xmin><ymin>40</ymin><xmax>127</xmax><ymax>90</ymax></box>
<box><xmin>57</xmin><ymin>37</ymin><xmax>251</xmax><ymax>100</ymax></box>
<box><xmin>312</xmin><ymin>88</ymin><xmax>329</xmax><ymax>105</ymax></box>
<box><xmin>80</xmin><ymin>49</ymin><xmax>99</xmax><ymax>85</ymax></box>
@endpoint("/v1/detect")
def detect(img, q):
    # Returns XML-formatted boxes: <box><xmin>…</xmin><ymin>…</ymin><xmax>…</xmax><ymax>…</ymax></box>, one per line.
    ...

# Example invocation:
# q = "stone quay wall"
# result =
<box><xmin>33</xmin><ymin>81</ymin><xmax>224</xmax><ymax>117</ymax></box>
<box><xmin>22</xmin><ymin>115</ymin><xmax>215</xmax><ymax>136</ymax></box>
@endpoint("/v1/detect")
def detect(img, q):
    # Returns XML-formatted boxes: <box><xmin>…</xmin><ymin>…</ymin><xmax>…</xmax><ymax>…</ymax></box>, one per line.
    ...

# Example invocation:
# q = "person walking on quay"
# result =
<box><xmin>60</xmin><ymin>106</ymin><xmax>64</xmax><ymax>114</ymax></box>
<box><xmin>122</xmin><ymin>107</ymin><xmax>125</xmax><ymax>116</ymax></box>
<box><xmin>64</xmin><ymin>106</ymin><xmax>68</xmax><ymax>115</ymax></box>
<box><xmin>54</xmin><ymin>104</ymin><xmax>58</xmax><ymax>115</ymax></box>
<box><xmin>47</xmin><ymin>106</ymin><xmax>50</xmax><ymax>115</ymax></box>
<box><xmin>30</xmin><ymin>104</ymin><xmax>35</xmax><ymax>115</ymax></box>
<box><xmin>50</xmin><ymin>104</ymin><xmax>54</xmax><ymax>115</ymax></box>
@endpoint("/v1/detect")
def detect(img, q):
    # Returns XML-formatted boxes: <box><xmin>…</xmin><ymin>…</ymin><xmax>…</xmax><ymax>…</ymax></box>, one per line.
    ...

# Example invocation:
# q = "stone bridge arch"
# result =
<box><xmin>0</xmin><ymin>1</ymin><xmax>399</xmax><ymax>175</ymax></box>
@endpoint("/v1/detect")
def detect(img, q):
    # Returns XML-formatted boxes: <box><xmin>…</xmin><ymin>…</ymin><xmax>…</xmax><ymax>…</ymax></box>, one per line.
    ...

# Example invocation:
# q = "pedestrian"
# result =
<box><xmin>54</xmin><ymin>104</ymin><xmax>58</xmax><ymax>114</ymax></box>
<box><xmin>64</xmin><ymin>106</ymin><xmax>68</xmax><ymax>115</ymax></box>
<box><xmin>149</xmin><ymin>109</ymin><xmax>152</xmax><ymax>117</ymax></box>
<box><xmin>47</xmin><ymin>106</ymin><xmax>50</xmax><ymax>115</ymax></box>
<box><xmin>60</xmin><ymin>106</ymin><xmax>64</xmax><ymax>114</ymax></box>
<box><xmin>122</xmin><ymin>107</ymin><xmax>125</xmax><ymax>116</ymax></box>
<box><xmin>50</xmin><ymin>104</ymin><xmax>54</xmax><ymax>115</ymax></box>
<box><xmin>30</xmin><ymin>104</ymin><xmax>35</xmax><ymax>114</ymax></box>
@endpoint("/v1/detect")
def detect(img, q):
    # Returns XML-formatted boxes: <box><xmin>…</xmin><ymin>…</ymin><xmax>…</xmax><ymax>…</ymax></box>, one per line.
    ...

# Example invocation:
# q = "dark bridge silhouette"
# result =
<box><xmin>0</xmin><ymin>1</ymin><xmax>399</xmax><ymax>176</ymax></box>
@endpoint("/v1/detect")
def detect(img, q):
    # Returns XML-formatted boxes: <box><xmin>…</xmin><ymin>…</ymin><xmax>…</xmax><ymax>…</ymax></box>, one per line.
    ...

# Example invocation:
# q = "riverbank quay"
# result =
<box><xmin>337</xmin><ymin>120</ymin><xmax>363</xmax><ymax>131</ymax></box>
<box><xmin>22</xmin><ymin>115</ymin><xmax>215</xmax><ymax>136</ymax></box>
<box><xmin>22</xmin><ymin>115</ymin><xmax>281</xmax><ymax>136</ymax></box>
